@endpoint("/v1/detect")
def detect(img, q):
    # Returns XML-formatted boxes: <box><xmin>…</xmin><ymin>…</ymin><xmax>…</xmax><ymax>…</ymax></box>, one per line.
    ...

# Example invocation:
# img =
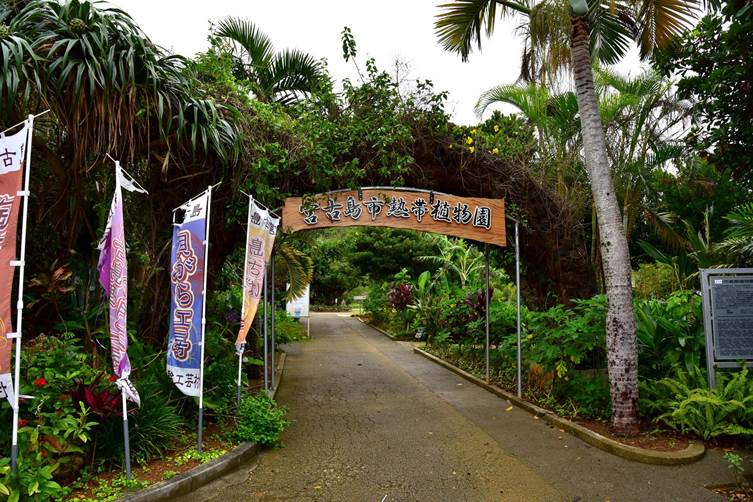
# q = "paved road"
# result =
<box><xmin>185</xmin><ymin>313</ymin><xmax>733</xmax><ymax>502</ymax></box>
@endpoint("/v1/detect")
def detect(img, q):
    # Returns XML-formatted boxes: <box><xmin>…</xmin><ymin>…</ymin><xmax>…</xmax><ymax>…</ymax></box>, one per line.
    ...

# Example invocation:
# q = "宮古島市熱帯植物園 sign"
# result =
<box><xmin>282</xmin><ymin>189</ymin><xmax>506</xmax><ymax>247</ymax></box>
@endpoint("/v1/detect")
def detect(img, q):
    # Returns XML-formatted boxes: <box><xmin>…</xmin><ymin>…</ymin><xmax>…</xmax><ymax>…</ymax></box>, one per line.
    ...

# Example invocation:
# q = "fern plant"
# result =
<box><xmin>643</xmin><ymin>367</ymin><xmax>753</xmax><ymax>440</ymax></box>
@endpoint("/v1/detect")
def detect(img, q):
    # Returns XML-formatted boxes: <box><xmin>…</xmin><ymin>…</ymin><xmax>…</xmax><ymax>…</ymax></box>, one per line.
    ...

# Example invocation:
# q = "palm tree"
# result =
<box><xmin>477</xmin><ymin>69</ymin><xmax>689</xmax><ymax>288</ymax></box>
<box><xmin>435</xmin><ymin>0</ymin><xmax>697</xmax><ymax>432</ymax></box>
<box><xmin>214</xmin><ymin>17</ymin><xmax>325</xmax><ymax>105</ymax></box>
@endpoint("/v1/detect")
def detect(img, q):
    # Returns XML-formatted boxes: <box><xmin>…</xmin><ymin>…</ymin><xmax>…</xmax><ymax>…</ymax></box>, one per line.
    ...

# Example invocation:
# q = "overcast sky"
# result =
<box><xmin>112</xmin><ymin>0</ymin><xmax>644</xmax><ymax>124</ymax></box>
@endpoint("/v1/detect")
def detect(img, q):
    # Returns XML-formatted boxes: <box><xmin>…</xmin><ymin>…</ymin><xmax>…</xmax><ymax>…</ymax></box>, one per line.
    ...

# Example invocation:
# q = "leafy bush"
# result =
<box><xmin>388</xmin><ymin>283</ymin><xmax>413</xmax><ymax>310</ymax></box>
<box><xmin>363</xmin><ymin>282</ymin><xmax>389</xmax><ymax>325</ymax></box>
<box><xmin>642</xmin><ymin>367</ymin><xmax>753</xmax><ymax>439</ymax></box>
<box><xmin>635</xmin><ymin>290</ymin><xmax>705</xmax><ymax>380</ymax></box>
<box><xmin>232</xmin><ymin>394</ymin><xmax>289</xmax><ymax>447</ymax></box>
<box><xmin>632</xmin><ymin>262</ymin><xmax>678</xmax><ymax>299</ymax></box>
<box><xmin>274</xmin><ymin>309</ymin><xmax>306</xmax><ymax>344</ymax></box>
<box><xmin>526</xmin><ymin>296</ymin><xmax>607</xmax><ymax>379</ymax></box>
<box><xmin>93</xmin><ymin>375</ymin><xmax>184</xmax><ymax>465</ymax></box>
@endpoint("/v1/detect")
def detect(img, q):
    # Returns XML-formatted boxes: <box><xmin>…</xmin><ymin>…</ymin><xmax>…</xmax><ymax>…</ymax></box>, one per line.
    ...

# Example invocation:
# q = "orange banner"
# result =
<box><xmin>0</xmin><ymin>123</ymin><xmax>28</xmax><ymax>404</ymax></box>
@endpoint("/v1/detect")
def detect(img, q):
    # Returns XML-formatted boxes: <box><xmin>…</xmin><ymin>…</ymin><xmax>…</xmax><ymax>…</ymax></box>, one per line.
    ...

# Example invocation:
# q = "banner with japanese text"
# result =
<box><xmin>235</xmin><ymin>198</ymin><xmax>279</xmax><ymax>350</ymax></box>
<box><xmin>0</xmin><ymin>123</ymin><xmax>28</xmax><ymax>406</ymax></box>
<box><xmin>167</xmin><ymin>192</ymin><xmax>208</xmax><ymax>397</ymax></box>
<box><xmin>97</xmin><ymin>168</ymin><xmax>144</xmax><ymax>405</ymax></box>
<box><xmin>282</xmin><ymin>189</ymin><xmax>506</xmax><ymax>247</ymax></box>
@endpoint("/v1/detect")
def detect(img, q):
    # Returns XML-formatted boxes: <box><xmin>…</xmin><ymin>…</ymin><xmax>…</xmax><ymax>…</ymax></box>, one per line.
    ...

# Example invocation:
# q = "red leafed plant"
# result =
<box><xmin>72</xmin><ymin>372</ymin><xmax>121</xmax><ymax>418</ymax></box>
<box><xmin>389</xmin><ymin>283</ymin><xmax>413</xmax><ymax>311</ymax></box>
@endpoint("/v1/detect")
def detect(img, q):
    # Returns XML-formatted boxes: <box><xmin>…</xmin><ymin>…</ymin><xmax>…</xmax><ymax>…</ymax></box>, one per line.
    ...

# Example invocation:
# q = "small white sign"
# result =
<box><xmin>286</xmin><ymin>284</ymin><xmax>310</xmax><ymax>319</ymax></box>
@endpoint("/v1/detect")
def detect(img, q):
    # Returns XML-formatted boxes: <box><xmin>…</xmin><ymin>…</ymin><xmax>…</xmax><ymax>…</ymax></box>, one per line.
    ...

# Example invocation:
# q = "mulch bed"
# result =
<box><xmin>575</xmin><ymin>419</ymin><xmax>690</xmax><ymax>451</ymax></box>
<box><xmin>67</xmin><ymin>421</ymin><xmax>235</xmax><ymax>501</ymax></box>
<box><xmin>711</xmin><ymin>486</ymin><xmax>753</xmax><ymax>501</ymax></box>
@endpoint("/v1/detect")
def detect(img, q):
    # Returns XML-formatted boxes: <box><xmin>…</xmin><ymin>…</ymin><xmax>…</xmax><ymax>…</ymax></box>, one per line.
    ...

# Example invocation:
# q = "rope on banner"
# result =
<box><xmin>1</xmin><ymin>110</ymin><xmax>49</xmax><ymax>136</ymax></box>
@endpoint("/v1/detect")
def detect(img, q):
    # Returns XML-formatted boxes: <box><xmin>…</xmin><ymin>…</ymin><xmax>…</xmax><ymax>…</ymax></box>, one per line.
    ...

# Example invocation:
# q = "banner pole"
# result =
<box><xmin>10</xmin><ymin>115</ymin><xmax>34</xmax><ymax>473</ymax></box>
<box><xmin>485</xmin><ymin>245</ymin><xmax>490</xmax><ymax>383</ymax></box>
<box><xmin>237</xmin><ymin>195</ymin><xmax>252</xmax><ymax>410</ymax></box>
<box><xmin>121</xmin><ymin>387</ymin><xmax>132</xmax><ymax>480</ymax></box>
<box><xmin>270</xmin><ymin>254</ymin><xmax>276</xmax><ymax>390</ymax></box>
<box><xmin>263</xmin><ymin>264</ymin><xmax>269</xmax><ymax>392</ymax></box>
<box><xmin>515</xmin><ymin>221</ymin><xmax>522</xmax><ymax>398</ymax></box>
<box><xmin>197</xmin><ymin>186</ymin><xmax>212</xmax><ymax>454</ymax></box>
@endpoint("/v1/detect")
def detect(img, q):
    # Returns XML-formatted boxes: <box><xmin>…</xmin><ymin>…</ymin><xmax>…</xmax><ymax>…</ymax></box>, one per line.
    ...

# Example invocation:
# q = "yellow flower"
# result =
<box><xmin>466</xmin><ymin>136</ymin><xmax>474</xmax><ymax>145</ymax></box>
<box><xmin>469</xmin><ymin>146</ymin><xmax>475</xmax><ymax>153</ymax></box>
<box><xmin>471</xmin><ymin>128</ymin><xmax>477</xmax><ymax>135</ymax></box>
<box><xmin>493</xmin><ymin>124</ymin><xmax>500</xmax><ymax>132</ymax></box>
<box><xmin>492</xmin><ymin>147</ymin><xmax>499</xmax><ymax>154</ymax></box>
<box><xmin>449</xmin><ymin>144</ymin><xmax>453</xmax><ymax>149</ymax></box>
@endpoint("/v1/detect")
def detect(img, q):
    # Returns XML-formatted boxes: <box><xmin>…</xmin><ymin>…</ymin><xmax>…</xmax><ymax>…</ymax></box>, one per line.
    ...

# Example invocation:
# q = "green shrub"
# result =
<box><xmin>362</xmin><ymin>282</ymin><xmax>389</xmax><ymax>325</ymax></box>
<box><xmin>642</xmin><ymin>367</ymin><xmax>753</xmax><ymax>439</ymax></box>
<box><xmin>232</xmin><ymin>394</ymin><xmax>289</xmax><ymax>447</ymax></box>
<box><xmin>635</xmin><ymin>290</ymin><xmax>705</xmax><ymax>380</ymax></box>
<box><xmin>93</xmin><ymin>375</ymin><xmax>184</xmax><ymax>465</ymax></box>
<box><xmin>633</xmin><ymin>262</ymin><xmax>679</xmax><ymax>299</ymax></box>
<box><xmin>274</xmin><ymin>309</ymin><xmax>306</xmax><ymax>344</ymax></box>
<box><xmin>526</xmin><ymin>295</ymin><xmax>607</xmax><ymax>379</ymax></box>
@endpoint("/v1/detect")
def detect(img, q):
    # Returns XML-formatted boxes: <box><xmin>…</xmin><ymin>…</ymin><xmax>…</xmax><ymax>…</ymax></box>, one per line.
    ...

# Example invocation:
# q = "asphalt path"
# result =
<box><xmin>183</xmin><ymin>313</ymin><xmax>733</xmax><ymax>502</ymax></box>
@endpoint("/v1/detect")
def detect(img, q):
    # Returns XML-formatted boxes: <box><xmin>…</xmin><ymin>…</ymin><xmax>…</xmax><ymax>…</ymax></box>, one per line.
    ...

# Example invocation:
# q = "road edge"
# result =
<box><xmin>119</xmin><ymin>351</ymin><xmax>287</xmax><ymax>501</ymax></box>
<box><xmin>412</xmin><ymin>346</ymin><xmax>706</xmax><ymax>466</ymax></box>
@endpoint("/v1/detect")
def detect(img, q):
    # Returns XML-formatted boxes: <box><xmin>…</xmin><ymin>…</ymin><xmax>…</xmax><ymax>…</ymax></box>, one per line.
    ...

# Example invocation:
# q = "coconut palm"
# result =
<box><xmin>214</xmin><ymin>17</ymin><xmax>325</xmax><ymax>105</ymax></box>
<box><xmin>435</xmin><ymin>0</ymin><xmax>698</xmax><ymax>431</ymax></box>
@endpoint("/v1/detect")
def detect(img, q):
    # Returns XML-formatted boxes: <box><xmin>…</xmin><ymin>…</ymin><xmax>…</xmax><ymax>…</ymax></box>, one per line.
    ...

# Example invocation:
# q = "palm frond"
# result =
<box><xmin>215</xmin><ymin>17</ymin><xmax>275</xmax><ymax>70</ymax></box>
<box><xmin>268</xmin><ymin>49</ymin><xmax>324</xmax><ymax>105</ymax></box>
<box><xmin>435</xmin><ymin>0</ymin><xmax>528</xmax><ymax>61</ymax></box>
<box><xmin>635</xmin><ymin>0</ymin><xmax>699</xmax><ymax>58</ymax></box>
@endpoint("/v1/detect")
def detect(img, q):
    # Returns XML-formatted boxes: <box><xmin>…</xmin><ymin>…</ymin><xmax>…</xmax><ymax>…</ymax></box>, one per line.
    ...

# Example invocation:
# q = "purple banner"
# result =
<box><xmin>167</xmin><ymin>193</ymin><xmax>207</xmax><ymax>397</ymax></box>
<box><xmin>98</xmin><ymin>180</ymin><xmax>140</xmax><ymax>405</ymax></box>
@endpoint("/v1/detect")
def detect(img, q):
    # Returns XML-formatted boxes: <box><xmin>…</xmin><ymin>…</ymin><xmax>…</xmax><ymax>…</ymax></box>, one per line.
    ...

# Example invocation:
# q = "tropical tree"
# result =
<box><xmin>214</xmin><ymin>17</ymin><xmax>325</xmax><ymax>105</ymax></box>
<box><xmin>435</xmin><ymin>0</ymin><xmax>698</xmax><ymax>431</ymax></box>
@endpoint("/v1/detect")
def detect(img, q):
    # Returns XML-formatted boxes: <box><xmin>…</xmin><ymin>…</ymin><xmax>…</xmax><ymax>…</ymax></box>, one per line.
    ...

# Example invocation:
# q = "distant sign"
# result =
<box><xmin>282</xmin><ymin>188</ymin><xmax>506</xmax><ymax>247</ymax></box>
<box><xmin>286</xmin><ymin>284</ymin><xmax>310</xmax><ymax>319</ymax></box>
<box><xmin>701</xmin><ymin>269</ymin><xmax>753</xmax><ymax>387</ymax></box>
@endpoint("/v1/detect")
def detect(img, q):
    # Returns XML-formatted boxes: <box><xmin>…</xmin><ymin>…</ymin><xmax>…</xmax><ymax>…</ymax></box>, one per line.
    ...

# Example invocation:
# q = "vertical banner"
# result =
<box><xmin>0</xmin><ymin>122</ymin><xmax>29</xmax><ymax>407</ymax></box>
<box><xmin>236</xmin><ymin>198</ymin><xmax>279</xmax><ymax>350</ymax></box>
<box><xmin>97</xmin><ymin>164</ymin><xmax>145</xmax><ymax>405</ymax></box>
<box><xmin>167</xmin><ymin>191</ymin><xmax>208</xmax><ymax>396</ymax></box>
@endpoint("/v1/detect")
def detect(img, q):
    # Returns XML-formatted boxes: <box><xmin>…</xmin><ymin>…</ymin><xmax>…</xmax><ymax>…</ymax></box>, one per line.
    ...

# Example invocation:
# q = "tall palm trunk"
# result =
<box><xmin>571</xmin><ymin>16</ymin><xmax>639</xmax><ymax>432</ymax></box>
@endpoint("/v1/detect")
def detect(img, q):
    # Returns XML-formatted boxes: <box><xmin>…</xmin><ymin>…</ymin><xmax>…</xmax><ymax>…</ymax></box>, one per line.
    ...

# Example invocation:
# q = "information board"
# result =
<box><xmin>710</xmin><ymin>277</ymin><xmax>753</xmax><ymax>359</ymax></box>
<box><xmin>701</xmin><ymin>268</ymin><xmax>753</xmax><ymax>387</ymax></box>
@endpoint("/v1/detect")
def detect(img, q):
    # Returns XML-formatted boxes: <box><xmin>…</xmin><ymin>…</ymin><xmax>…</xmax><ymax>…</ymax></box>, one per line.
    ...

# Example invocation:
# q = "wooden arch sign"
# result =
<box><xmin>282</xmin><ymin>188</ymin><xmax>506</xmax><ymax>247</ymax></box>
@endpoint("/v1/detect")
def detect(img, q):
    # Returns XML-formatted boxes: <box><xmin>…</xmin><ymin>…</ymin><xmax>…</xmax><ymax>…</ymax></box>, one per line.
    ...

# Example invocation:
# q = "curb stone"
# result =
<box><xmin>355</xmin><ymin>317</ymin><xmax>396</xmax><ymax>340</ymax></box>
<box><xmin>412</xmin><ymin>346</ymin><xmax>706</xmax><ymax>466</ymax></box>
<box><xmin>118</xmin><ymin>352</ymin><xmax>287</xmax><ymax>501</ymax></box>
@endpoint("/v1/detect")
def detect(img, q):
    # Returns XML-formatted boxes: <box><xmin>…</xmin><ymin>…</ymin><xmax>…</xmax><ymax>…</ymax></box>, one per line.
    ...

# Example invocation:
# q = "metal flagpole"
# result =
<box><xmin>114</xmin><ymin>160</ymin><xmax>132</xmax><ymax>480</ymax></box>
<box><xmin>263</xmin><ymin>263</ymin><xmax>269</xmax><ymax>392</ymax></box>
<box><xmin>270</xmin><ymin>254</ymin><xmax>276</xmax><ymax>390</ymax></box>
<box><xmin>121</xmin><ymin>387</ymin><xmax>131</xmax><ymax>479</ymax></box>
<box><xmin>237</xmin><ymin>195</ymin><xmax>252</xmax><ymax>409</ymax></box>
<box><xmin>485</xmin><ymin>245</ymin><xmax>490</xmax><ymax>383</ymax></box>
<box><xmin>197</xmin><ymin>186</ymin><xmax>212</xmax><ymax>454</ymax></box>
<box><xmin>10</xmin><ymin>115</ymin><xmax>34</xmax><ymax>473</ymax></box>
<box><xmin>515</xmin><ymin>222</ymin><xmax>522</xmax><ymax>398</ymax></box>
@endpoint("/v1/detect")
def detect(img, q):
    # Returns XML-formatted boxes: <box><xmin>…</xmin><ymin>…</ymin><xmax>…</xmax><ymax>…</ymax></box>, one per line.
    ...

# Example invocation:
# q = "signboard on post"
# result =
<box><xmin>700</xmin><ymin>268</ymin><xmax>753</xmax><ymax>388</ymax></box>
<box><xmin>282</xmin><ymin>188</ymin><xmax>506</xmax><ymax>247</ymax></box>
<box><xmin>286</xmin><ymin>284</ymin><xmax>310</xmax><ymax>319</ymax></box>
